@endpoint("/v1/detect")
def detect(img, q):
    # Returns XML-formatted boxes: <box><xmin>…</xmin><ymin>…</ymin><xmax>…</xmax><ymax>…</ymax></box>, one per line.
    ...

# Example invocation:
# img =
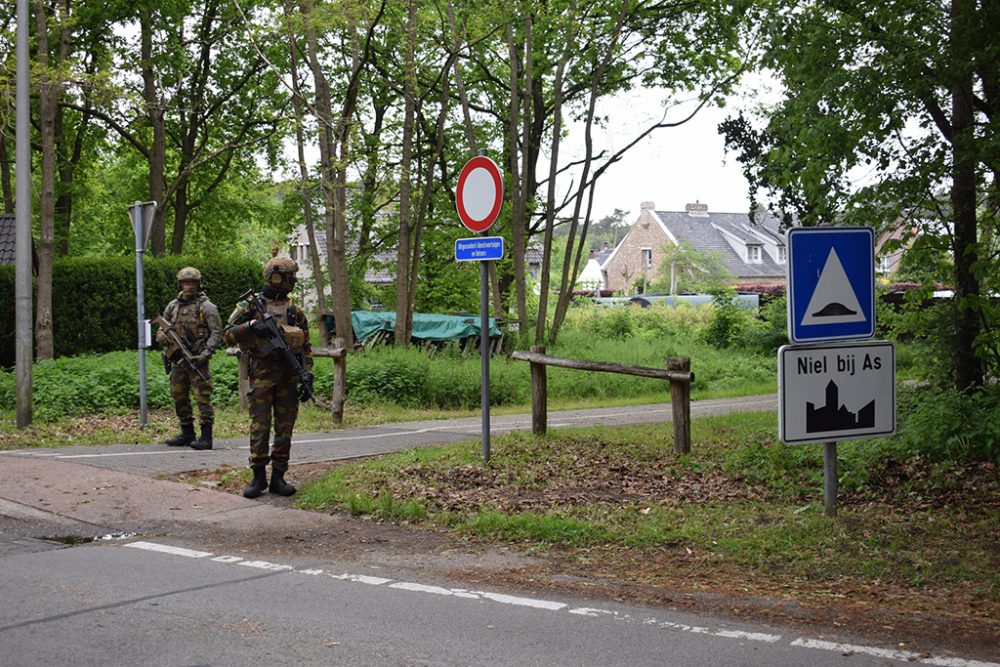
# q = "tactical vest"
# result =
<box><xmin>170</xmin><ymin>296</ymin><xmax>210</xmax><ymax>354</ymax></box>
<box><xmin>262</xmin><ymin>298</ymin><xmax>306</xmax><ymax>355</ymax></box>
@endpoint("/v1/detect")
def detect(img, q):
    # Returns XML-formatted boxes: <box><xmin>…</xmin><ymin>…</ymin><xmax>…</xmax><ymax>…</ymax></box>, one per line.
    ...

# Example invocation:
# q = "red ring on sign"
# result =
<box><xmin>456</xmin><ymin>156</ymin><xmax>504</xmax><ymax>232</ymax></box>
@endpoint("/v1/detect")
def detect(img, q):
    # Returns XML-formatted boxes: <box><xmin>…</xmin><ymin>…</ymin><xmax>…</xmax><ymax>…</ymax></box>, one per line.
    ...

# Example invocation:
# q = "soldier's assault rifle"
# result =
<box><xmin>239</xmin><ymin>289</ymin><xmax>313</xmax><ymax>402</ymax></box>
<box><xmin>152</xmin><ymin>314</ymin><xmax>209</xmax><ymax>383</ymax></box>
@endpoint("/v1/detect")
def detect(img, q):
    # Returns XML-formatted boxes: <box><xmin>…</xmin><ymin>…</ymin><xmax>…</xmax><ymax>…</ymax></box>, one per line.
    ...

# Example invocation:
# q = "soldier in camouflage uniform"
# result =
<box><xmin>223</xmin><ymin>256</ymin><xmax>313</xmax><ymax>498</ymax></box>
<box><xmin>156</xmin><ymin>267</ymin><xmax>223</xmax><ymax>450</ymax></box>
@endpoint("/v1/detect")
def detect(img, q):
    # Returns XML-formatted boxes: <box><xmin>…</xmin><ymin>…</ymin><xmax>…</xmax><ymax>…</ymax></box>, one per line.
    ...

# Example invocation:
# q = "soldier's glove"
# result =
<box><xmin>298</xmin><ymin>373</ymin><xmax>314</xmax><ymax>402</ymax></box>
<box><xmin>155</xmin><ymin>329</ymin><xmax>168</xmax><ymax>345</ymax></box>
<box><xmin>192</xmin><ymin>351</ymin><xmax>211</xmax><ymax>366</ymax></box>
<box><xmin>250</xmin><ymin>319</ymin><xmax>271</xmax><ymax>337</ymax></box>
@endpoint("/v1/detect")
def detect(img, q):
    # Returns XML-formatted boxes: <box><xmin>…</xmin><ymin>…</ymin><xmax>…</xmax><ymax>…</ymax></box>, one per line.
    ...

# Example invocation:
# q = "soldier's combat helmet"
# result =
<box><xmin>263</xmin><ymin>255</ymin><xmax>298</xmax><ymax>293</ymax></box>
<box><xmin>177</xmin><ymin>266</ymin><xmax>202</xmax><ymax>283</ymax></box>
<box><xmin>177</xmin><ymin>266</ymin><xmax>202</xmax><ymax>296</ymax></box>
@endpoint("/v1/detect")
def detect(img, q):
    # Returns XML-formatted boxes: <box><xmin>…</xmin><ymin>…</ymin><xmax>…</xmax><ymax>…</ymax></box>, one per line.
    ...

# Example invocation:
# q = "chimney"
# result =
<box><xmin>640</xmin><ymin>201</ymin><xmax>655</xmax><ymax>211</ymax></box>
<box><xmin>685</xmin><ymin>201</ymin><xmax>709</xmax><ymax>217</ymax></box>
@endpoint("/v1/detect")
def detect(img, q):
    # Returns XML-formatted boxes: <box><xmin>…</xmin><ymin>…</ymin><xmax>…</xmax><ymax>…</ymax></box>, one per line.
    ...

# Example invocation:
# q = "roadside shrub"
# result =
<box><xmin>0</xmin><ymin>255</ymin><xmax>260</xmax><ymax>368</ymax></box>
<box><xmin>701</xmin><ymin>291</ymin><xmax>753</xmax><ymax>348</ymax></box>
<box><xmin>345</xmin><ymin>348</ymin><xmax>430</xmax><ymax>407</ymax></box>
<box><xmin>888</xmin><ymin>384</ymin><xmax>1000</xmax><ymax>462</ymax></box>
<box><xmin>736</xmin><ymin>296</ymin><xmax>788</xmax><ymax>354</ymax></box>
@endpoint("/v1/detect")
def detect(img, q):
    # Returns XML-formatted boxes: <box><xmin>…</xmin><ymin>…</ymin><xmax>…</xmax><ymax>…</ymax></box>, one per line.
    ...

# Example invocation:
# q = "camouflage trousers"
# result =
<box><xmin>170</xmin><ymin>364</ymin><xmax>214</xmax><ymax>426</ymax></box>
<box><xmin>247</xmin><ymin>366</ymin><xmax>299</xmax><ymax>473</ymax></box>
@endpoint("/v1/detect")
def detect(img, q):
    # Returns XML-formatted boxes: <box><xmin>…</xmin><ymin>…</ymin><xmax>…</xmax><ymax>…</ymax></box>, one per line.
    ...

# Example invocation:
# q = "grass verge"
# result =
<box><xmin>297</xmin><ymin>412</ymin><xmax>1000</xmax><ymax>618</ymax></box>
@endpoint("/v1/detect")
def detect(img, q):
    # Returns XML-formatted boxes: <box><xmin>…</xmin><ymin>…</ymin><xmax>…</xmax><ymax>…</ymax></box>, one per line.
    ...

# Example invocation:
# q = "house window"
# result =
<box><xmin>877</xmin><ymin>256</ymin><xmax>891</xmax><ymax>273</ymax></box>
<box><xmin>747</xmin><ymin>245</ymin><xmax>762</xmax><ymax>263</ymax></box>
<box><xmin>641</xmin><ymin>248</ymin><xmax>652</xmax><ymax>268</ymax></box>
<box><xmin>777</xmin><ymin>245</ymin><xmax>786</xmax><ymax>263</ymax></box>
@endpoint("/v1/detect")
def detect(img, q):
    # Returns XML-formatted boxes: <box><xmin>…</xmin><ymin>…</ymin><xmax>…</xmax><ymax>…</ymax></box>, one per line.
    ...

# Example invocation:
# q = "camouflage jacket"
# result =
<box><xmin>223</xmin><ymin>294</ymin><xmax>313</xmax><ymax>373</ymax></box>
<box><xmin>159</xmin><ymin>291</ymin><xmax>222</xmax><ymax>356</ymax></box>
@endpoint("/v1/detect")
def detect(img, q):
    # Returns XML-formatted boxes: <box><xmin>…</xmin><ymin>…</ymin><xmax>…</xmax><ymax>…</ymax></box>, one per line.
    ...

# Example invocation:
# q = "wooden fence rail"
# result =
<box><xmin>511</xmin><ymin>346</ymin><xmax>694</xmax><ymax>454</ymax></box>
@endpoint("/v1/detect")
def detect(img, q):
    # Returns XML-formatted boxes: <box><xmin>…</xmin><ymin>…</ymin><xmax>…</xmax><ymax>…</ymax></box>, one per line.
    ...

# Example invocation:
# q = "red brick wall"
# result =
<box><xmin>604</xmin><ymin>207</ymin><xmax>673</xmax><ymax>293</ymax></box>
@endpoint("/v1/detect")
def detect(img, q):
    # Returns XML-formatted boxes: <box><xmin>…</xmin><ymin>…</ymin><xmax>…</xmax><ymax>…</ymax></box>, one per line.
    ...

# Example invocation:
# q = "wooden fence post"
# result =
<box><xmin>331</xmin><ymin>337</ymin><xmax>346</xmax><ymax>424</ymax></box>
<box><xmin>668</xmin><ymin>356</ymin><xmax>691</xmax><ymax>454</ymax></box>
<box><xmin>530</xmin><ymin>344</ymin><xmax>547</xmax><ymax>435</ymax></box>
<box><xmin>237</xmin><ymin>350</ymin><xmax>250</xmax><ymax>413</ymax></box>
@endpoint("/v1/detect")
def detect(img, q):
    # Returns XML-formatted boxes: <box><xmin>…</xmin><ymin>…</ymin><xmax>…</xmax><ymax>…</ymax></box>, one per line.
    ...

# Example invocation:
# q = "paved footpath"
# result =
<box><xmin>0</xmin><ymin>394</ymin><xmax>777</xmax><ymax>550</ymax></box>
<box><xmin>2</xmin><ymin>394</ymin><xmax>777</xmax><ymax>477</ymax></box>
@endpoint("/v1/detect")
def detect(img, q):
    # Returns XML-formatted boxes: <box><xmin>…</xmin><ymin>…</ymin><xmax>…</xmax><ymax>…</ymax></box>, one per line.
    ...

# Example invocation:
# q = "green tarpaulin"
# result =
<box><xmin>325</xmin><ymin>311</ymin><xmax>501</xmax><ymax>343</ymax></box>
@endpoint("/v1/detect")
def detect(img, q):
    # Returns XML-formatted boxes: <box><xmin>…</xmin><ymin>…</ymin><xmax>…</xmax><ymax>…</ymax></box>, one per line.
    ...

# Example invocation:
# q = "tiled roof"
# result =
<box><xmin>654</xmin><ymin>209</ymin><xmax>786</xmax><ymax>279</ymax></box>
<box><xmin>0</xmin><ymin>214</ymin><xmax>15</xmax><ymax>265</ymax></box>
<box><xmin>595</xmin><ymin>246</ymin><xmax>614</xmax><ymax>268</ymax></box>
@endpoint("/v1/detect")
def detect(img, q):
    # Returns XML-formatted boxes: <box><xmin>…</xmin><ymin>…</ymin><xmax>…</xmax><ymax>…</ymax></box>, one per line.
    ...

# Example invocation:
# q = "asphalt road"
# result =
<box><xmin>2</xmin><ymin>395</ymin><xmax>997</xmax><ymax>667</ymax></box>
<box><xmin>2</xmin><ymin>536</ymin><xmax>981</xmax><ymax>667</ymax></box>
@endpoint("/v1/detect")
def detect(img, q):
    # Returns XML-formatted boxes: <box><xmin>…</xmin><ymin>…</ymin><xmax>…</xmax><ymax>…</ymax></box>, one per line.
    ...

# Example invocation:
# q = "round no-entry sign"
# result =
<box><xmin>456</xmin><ymin>155</ymin><xmax>503</xmax><ymax>232</ymax></box>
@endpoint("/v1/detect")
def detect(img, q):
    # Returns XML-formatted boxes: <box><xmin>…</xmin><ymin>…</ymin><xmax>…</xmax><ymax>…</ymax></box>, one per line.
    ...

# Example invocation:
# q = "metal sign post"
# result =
<box><xmin>129</xmin><ymin>201</ymin><xmax>156</xmax><ymax>427</ymax></box>
<box><xmin>780</xmin><ymin>226</ymin><xmax>894</xmax><ymax>517</ymax></box>
<box><xmin>14</xmin><ymin>0</ymin><xmax>33</xmax><ymax>428</ymax></box>
<box><xmin>456</xmin><ymin>152</ymin><xmax>504</xmax><ymax>463</ymax></box>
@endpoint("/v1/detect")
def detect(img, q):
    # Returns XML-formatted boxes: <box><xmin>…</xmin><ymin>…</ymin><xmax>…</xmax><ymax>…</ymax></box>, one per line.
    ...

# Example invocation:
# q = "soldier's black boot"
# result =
<box><xmin>243</xmin><ymin>466</ymin><xmax>268</xmax><ymax>499</ymax></box>
<box><xmin>268</xmin><ymin>468</ymin><xmax>296</xmax><ymax>497</ymax></box>
<box><xmin>165</xmin><ymin>424</ymin><xmax>196</xmax><ymax>447</ymax></box>
<box><xmin>190</xmin><ymin>424</ymin><xmax>213</xmax><ymax>450</ymax></box>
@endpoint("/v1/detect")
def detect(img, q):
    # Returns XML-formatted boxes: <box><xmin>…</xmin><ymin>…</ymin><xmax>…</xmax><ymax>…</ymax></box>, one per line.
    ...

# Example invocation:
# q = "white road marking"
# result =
<box><xmin>121</xmin><ymin>540</ymin><xmax>999</xmax><ymax>667</ymax></box>
<box><xmin>790</xmin><ymin>638</ymin><xmax>999</xmax><ymax>667</ymax></box>
<box><xmin>211</xmin><ymin>555</ymin><xmax>244</xmax><ymax>563</ymax></box>
<box><xmin>474</xmin><ymin>591</ymin><xmax>567</xmax><ymax>611</ymax></box>
<box><xmin>327</xmin><ymin>573</ymin><xmax>392</xmax><ymax>586</ymax></box>
<box><xmin>714</xmin><ymin>629</ymin><xmax>782</xmax><ymax>643</ymax></box>
<box><xmin>238</xmin><ymin>560</ymin><xmax>294</xmax><ymax>571</ymax></box>
<box><xmin>124</xmin><ymin>541</ymin><xmax>212</xmax><ymax>558</ymax></box>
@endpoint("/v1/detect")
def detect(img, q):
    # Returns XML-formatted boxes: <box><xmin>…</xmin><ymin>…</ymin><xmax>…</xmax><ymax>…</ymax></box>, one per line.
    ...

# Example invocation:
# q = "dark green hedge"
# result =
<box><xmin>0</xmin><ymin>255</ymin><xmax>261</xmax><ymax>367</ymax></box>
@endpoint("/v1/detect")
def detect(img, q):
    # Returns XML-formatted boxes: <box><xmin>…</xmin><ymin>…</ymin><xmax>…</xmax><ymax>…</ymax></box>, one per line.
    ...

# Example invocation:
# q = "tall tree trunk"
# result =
<box><xmin>141</xmin><ymin>8</ymin><xmax>167</xmax><ymax>257</ymax></box>
<box><xmin>394</xmin><ymin>0</ymin><xmax>417</xmax><ymax>347</ymax></box>
<box><xmin>534</xmin><ymin>6</ymin><xmax>578</xmax><ymax>345</ymax></box>
<box><xmin>32</xmin><ymin>0</ymin><xmax>68</xmax><ymax>360</ymax></box>
<box><xmin>446</xmin><ymin>1</ymin><xmax>503</xmax><ymax>320</ymax></box>
<box><xmin>284</xmin><ymin>1</ymin><xmax>328</xmax><ymax>325</ymax></box>
<box><xmin>507</xmin><ymin>19</ymin><xmax>528</xmax><ymax>339</ymax></box>
<box><xmin>172</xmin><ymin>182</ymin><xmax>190</xmax><ymax>255</ymax></box>
<box><xmin>301</xmin><ymin>0</ymin><xmax>382</xmax><ymax>349</ymax></box>
<box><xmin>550</xmin><ymin>5</ymin><xmax>626</xmax><ymax>344</ymax></box>
<box><xmin>407</xmin><ymin>55</ymin><xmax>456</xmax><ymax>330</ymax></box>
<box><xmin>54</xmin><ymin>111</ymin><xmax>72</xmax><ymax>256</ymax></box>
<box><xmin>950</xmin><ymin>0</ymin><xmax>984</xmax><ymax>390</ymax></box>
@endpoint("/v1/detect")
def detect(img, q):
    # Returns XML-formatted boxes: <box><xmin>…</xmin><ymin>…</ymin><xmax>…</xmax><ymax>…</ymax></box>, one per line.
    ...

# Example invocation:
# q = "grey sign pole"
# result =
<box><xmin>480</xmin><ymin>257</ymin><xmax>491</xmax><ymax>463</ymax></box>
<box><xmin>824</xmin><ymin>442</ymin><xmax>838</xmax><ymax>517</ymax></box>
<box><xmin>14</xmin><ymin>0</ymin><xmax>33</xmax><ymax>428</ymax></box>
<box><xmin>130</xmin><ymin>201</ymin><xmax>156</xmax><ymax>427</ymax></box>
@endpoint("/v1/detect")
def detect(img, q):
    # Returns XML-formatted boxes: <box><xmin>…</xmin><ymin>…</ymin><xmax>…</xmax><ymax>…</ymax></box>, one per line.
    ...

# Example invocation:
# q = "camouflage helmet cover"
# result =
<box><xmin>263</xmin><ymin>256</ymin><xmax>299</xmax><ymax>283</ymax></box>
<box><xmin>177</xmin><ymin>266</ymin><xmax>202</xmax><ymax>282</ymax></box>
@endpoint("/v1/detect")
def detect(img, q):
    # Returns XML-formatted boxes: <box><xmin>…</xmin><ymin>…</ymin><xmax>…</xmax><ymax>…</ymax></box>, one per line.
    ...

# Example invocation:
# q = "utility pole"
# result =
<box><xmin>15</xmin><ymin>0</ymin><xmax>33</xmax><ymax>428</ymax></box>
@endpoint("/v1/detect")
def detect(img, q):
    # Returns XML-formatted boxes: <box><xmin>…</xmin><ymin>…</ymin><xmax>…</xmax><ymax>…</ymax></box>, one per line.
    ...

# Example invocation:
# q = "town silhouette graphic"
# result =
<box><xmin>806</xmin><ymin>380</ymin><xmax>875</xmax><ymax>433</ymax></box>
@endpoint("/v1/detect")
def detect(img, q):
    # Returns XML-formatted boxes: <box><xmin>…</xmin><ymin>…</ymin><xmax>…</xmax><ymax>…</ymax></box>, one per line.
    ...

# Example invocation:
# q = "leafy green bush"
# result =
<box><xmin>0</xmin><ymin>255</ymin><xmax>260</xmax><ymax>367</ymax></box>
<box><xmin>888</xmin><ymin>384</ymin><xmax>1000</xmax><ymax>462</ymax></box>
<box><xmin>345</xmin><ymin>348</ymin><xmax>431</xmax><ymax>407</ymax></box>
<box><xmin>701</xmin><ymin>291</ymin><xmax>753</xmax><ymax>348</ymax></box>
<box><xmin>1</xmin><ymin>304</ymin><xmax>783</xmax><ymax>419</ymax></box>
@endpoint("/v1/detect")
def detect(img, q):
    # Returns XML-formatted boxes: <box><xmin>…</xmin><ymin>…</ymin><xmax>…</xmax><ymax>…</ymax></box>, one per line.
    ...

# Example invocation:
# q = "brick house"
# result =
<box><xmin>602</xmin><ymin>201</ymin><xmax>787</xmax><ymax>293</ymax></box>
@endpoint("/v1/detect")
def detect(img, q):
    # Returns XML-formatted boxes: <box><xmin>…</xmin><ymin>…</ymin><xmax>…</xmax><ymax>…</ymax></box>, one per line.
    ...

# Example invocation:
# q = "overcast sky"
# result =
<box><xmin>560</xmin><ymin>84</ymin><xmax>761</xmax><ymax>223</ymax></box>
